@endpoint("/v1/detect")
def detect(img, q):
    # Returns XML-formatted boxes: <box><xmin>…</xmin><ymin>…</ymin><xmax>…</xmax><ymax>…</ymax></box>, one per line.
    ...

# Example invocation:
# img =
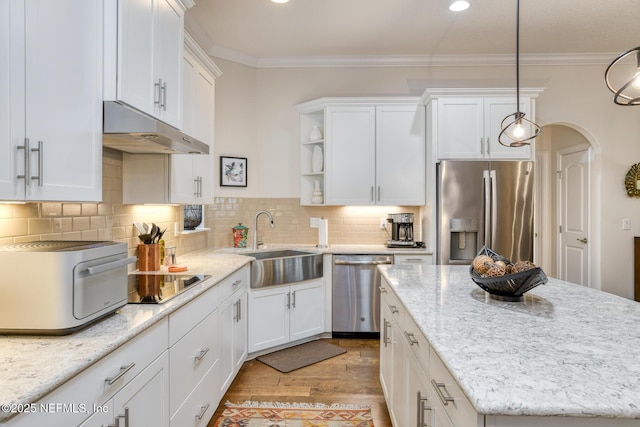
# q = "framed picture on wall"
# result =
<box><xmin>220</xmin><ymin>156</ymin><xmax>247</xmax><ymax>187</ymax></box>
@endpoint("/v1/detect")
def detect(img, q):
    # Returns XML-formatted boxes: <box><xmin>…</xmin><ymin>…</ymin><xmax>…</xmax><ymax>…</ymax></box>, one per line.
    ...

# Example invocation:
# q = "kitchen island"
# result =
<box><xmin>379</xmin><ymin>264</ymin><xmax>640</xmax><ymax>426</ymax></box>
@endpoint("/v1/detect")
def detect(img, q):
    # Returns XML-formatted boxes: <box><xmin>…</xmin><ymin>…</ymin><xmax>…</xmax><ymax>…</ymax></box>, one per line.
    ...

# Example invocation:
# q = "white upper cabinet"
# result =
<box><xmin>122</xmin><ymin>33</ymin><xmax>220</xmax><ymax>205</ymax></box>
<box><xmin>325</xmin><ymin>105</ymin><xmax>377</xmax><ymax>205</ymax></box>
<box><xmin>169</xmin><ymin>38</ymin><xmax>219</xmax><ymax>204</ymax></box>
<box><xmin>424</xmin><ymin>89</ymin><xmax>541</xmax><ymax>161</ymax></box>
<box><xmin>0</xmin><ymin>0</ymin><xmax>102</xmax><ymax>202</ymax></box>
<box><xmin>295</xmin><ymin>97</ymin><xmax>426</xmax><ymax>206</ymax></box>
<box><xmin>376</xmin><ymin>104</ymin><xmax>426</xmax><ymax>205</ymax></box>
<box><xmin>106</xmin><ymin>0</ymin><xmax>186</xmax><ymax>129</ymax></box>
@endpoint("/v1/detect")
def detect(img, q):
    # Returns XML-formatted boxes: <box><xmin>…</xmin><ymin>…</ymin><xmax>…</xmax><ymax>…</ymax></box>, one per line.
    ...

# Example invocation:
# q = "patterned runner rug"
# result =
<box><xmin>212</xmin><ymin>401</ymin><xmax>375</xmax><ymax>426</ymax></box>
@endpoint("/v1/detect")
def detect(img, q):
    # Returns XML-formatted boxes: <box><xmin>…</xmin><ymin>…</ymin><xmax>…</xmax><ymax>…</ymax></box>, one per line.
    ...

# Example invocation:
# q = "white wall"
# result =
<box><xmin>212</xmin><ymin>58</ymin><xmax>640</xmax><ymax>299</ymax></box>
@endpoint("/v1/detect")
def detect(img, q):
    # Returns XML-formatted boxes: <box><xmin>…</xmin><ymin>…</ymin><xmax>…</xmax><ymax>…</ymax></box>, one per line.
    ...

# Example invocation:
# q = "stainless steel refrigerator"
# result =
<box><xmin>436</xmin><ymin>160</ymin><xmax>534</xmax><ymax>265</ymax></box>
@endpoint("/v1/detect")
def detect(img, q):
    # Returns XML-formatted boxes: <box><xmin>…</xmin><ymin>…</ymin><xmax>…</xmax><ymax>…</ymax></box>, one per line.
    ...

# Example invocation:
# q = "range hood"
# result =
<box><xmin>102</xmin><ymin>101</ymin><xmax>209</xmax><ymax>155</ymax></box>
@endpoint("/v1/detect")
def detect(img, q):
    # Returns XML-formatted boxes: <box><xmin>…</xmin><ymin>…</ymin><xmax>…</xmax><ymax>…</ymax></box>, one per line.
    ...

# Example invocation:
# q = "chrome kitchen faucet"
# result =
<box><xmin>253</xmin><ymin>210</ymin><xmax>275</xmax><ymax>249</ymax></box>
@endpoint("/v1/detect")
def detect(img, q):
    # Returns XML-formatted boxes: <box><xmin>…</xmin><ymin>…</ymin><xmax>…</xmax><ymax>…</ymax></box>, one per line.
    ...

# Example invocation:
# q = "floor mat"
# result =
<box><xmin>256</xmin><ymin>340</ymin><xmax>347</xmax><ymax>373</ymax></box>
<box><xmin>212</xmin><ymin>401</ymin><xmax>374</xmax><ymax>427</ymax></box>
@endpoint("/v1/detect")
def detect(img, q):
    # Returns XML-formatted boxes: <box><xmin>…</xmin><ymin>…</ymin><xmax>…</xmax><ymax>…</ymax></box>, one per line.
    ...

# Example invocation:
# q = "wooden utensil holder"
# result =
<box><xmin>138</xmin><ymin>244</ymin><xmax>160</xmax><ymax>271</ymax></box>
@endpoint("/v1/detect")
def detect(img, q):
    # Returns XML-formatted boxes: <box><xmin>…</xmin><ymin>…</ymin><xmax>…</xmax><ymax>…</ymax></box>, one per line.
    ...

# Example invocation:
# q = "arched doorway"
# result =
<box><xmin>535</xmin><ymin>123</ymin><xmax>600</xmax><ymax>288</ymax></box>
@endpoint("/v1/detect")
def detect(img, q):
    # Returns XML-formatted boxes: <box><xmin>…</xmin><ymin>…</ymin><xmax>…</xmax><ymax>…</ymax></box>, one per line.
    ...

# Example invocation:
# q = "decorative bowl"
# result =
<box><xmin>469</xmin><ymin>247</ymin><xmax>547</xmax><ymax>301</ymax></box>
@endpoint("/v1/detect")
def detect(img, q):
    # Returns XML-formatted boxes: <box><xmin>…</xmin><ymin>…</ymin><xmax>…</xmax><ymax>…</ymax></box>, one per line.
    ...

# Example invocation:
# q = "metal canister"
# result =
<box><xmin>232</xmin><ymin>223</ymin><xmax>249</xmax><ymax>248</ymax></box>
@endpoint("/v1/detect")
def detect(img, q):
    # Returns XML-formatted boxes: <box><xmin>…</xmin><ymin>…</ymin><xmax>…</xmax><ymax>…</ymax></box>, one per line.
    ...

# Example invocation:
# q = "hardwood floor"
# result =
<box><xmin>208</xmin><ymin>338</ymin><xmax>392</xmax><ymax>427</ymax></box>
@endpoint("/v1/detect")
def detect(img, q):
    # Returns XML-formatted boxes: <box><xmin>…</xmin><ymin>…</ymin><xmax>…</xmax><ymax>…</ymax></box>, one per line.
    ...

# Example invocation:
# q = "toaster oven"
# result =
<box><xmin>0</xmin><ymin>241</ymin><xmax>135</xmax><ymax>335</ymax></box>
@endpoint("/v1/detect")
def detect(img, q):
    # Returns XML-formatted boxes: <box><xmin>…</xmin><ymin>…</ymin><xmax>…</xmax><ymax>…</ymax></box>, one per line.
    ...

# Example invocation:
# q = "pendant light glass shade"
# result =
<box><xmin>499</xmin><ymin>0</ymin><xmax>541</xmax><ymax>148</ymax></box>
<box><xmin>604</xmin><ymin>46</ymin><xmax>640</xmax><ymax>106</ymax></box>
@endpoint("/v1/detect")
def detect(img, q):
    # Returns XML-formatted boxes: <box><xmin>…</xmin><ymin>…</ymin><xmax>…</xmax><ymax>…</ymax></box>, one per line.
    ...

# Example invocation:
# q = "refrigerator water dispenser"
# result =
<box><xmin>449</xmin><ymin>218</ymin><xmax>479</xmax><ymax>262</ymax></box>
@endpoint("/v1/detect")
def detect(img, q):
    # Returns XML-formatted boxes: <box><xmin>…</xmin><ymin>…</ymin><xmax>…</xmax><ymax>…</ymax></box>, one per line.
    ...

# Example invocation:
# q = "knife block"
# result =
<box><xmin>138</xmin><ymin>244</ymin><xmax>160</xmax><ymax>271</ymax></box>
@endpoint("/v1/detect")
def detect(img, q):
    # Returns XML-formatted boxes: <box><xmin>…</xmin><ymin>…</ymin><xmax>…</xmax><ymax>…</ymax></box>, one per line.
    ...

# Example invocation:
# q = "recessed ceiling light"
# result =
<box><xmin>449</xmin><ymin>1</ymin><xmax>470</xmax><ymax>12</ymax></box>
<box><xmin>271</xmin><ymin>0</ymin><xmax>290</xmax><ymax>3</ymax></box>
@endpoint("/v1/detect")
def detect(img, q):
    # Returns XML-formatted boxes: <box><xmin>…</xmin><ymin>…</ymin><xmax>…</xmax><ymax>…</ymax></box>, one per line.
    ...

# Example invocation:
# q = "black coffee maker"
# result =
<box><xmin>386</xmin><ymin>213</ymin><xmax>416</xmax><ymax>247</ymax></box>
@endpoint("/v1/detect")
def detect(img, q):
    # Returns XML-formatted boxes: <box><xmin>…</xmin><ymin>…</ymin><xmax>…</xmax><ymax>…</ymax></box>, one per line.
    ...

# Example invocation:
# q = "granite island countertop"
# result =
<box><xmin>378</xmin><ymin>264</ymin><xmax>640</xmax><ymax>419</ymax></box>
<box><xmin>0</xmin><ymin>251</ymin><xmax>251</xmax><ymax>422</ymax></box>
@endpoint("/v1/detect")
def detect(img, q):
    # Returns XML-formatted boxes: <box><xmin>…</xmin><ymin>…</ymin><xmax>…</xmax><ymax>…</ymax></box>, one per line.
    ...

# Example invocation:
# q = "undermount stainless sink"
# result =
<box><xmin>245</xmin><ymin>249</ymin><xmax>323</xmax><ymax>288</ymax></box>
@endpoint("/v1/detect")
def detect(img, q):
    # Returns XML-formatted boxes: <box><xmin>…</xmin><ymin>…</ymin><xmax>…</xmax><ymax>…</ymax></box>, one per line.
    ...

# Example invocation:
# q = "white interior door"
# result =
<box><xmin>558</xmin><ymin>145</ymin><xmax>591</xmax><ymax>286</ymax></box>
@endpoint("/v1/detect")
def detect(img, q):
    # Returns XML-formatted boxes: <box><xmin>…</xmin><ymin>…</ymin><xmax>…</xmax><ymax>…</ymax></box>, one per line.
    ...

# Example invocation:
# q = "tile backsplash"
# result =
<box><xmin>0</xmin><ymin>150</ymin><xmax>422</xmax><ymax>257</ymax></box>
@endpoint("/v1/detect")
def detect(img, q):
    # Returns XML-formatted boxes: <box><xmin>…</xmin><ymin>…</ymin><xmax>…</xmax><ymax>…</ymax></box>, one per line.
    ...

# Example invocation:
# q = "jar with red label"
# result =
<box><xmin>232</xmin><ymin>223</ymin><xmax>248</xmax><ymax>248</ymax></box>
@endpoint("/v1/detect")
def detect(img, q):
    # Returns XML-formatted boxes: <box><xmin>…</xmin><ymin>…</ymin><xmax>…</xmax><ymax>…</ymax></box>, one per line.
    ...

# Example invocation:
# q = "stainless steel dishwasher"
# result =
<box><xmin>332</xmin><ymin>254</ymin><xmax>393</xmax><ymax>338</ymax></box>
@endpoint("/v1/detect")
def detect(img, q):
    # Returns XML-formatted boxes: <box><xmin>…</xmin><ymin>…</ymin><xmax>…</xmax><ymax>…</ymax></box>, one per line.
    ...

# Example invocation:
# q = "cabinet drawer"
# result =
<box><xmin>394</xmin><ymin>254</ymin><xmax>433</xmax><ymax>265</ymax></box>
<box><xmin>169</xmin><ymin>278</ymin><xmax>217</xmax><ymax>346</ymax></box>
<box><xmin>217</xmin><ymin>266</ymin><xmax>249</xmax><ymax>302</ymax></box>
<box><xmin>429</xmin><ymin>347</ymin><xmax>479</xmax><ymax>427</ymax></box>
<box><xmin>169</xmin><ymin>308</ymin><xmax>219</xmax><ymax>415</ymax></box>
<box><xmin>170</xmin><ymin>362</ymin><xmax>219</xmax><ymax>427</ymax></box>
<box><xmin>4</xmin><ymin>318</ymin><xmax>168</xmax><ymax>427</ymax></box>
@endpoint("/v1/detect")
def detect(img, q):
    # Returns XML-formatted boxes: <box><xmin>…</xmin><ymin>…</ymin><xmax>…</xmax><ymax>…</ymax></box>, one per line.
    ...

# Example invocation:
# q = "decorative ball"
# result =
<box><xmin>512</xmin><ymin>260</ymin><xmax>536</xmax><ymax>273</ymax></box>
<box><xmin>473</xmin><ymin>255</ymin><xmax>494</xmax><ymax>274</ymax></box>
<box><xmin>484</xmin><ymin>263</ymin><xmax>506</xmax><ymax>277</ymax></box>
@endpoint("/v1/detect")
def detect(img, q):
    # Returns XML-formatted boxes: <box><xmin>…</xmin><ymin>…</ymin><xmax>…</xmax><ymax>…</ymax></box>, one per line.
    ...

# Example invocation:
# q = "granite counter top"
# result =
<box><xmin>0</xmin><ymin>252</ymin><xmax>250</xmax><ymax>421</ymax></box>
<box><xmin>379</xmin><ymin>264</ymin><xmax>640</xmax><ymax>419</ymax></box>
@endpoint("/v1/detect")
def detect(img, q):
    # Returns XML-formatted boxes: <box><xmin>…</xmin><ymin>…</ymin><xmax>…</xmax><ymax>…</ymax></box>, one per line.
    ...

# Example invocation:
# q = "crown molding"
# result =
<box><xmin>207</xmin><ymin>46</ymin><xmax>617</xmax><ymax>69</ymax></box>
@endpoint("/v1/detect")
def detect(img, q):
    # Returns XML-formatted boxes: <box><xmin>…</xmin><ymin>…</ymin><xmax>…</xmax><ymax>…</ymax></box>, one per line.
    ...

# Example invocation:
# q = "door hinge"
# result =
<box><xmin>556</xmin><ymin>170</ymin><xmax>562</xmax><ymax>179</ymax></box>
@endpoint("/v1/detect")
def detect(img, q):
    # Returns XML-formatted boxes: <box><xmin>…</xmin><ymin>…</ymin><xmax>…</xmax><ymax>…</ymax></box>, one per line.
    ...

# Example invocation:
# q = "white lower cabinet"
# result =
<box><xmin>169</xmin><ymin>290</ymin><xmax>220</xmax><ymax>426</ymax></box>
<box><xmin>380</xmin><ymin>277</ymin><xmax>481</xmax><ymax>427</ymax></box>
<box><xmin>248</xmin><ymin>279</ymin><xmax>325</xmax><ymax>354</ymax></box>
<box><xmin>1</xmin><ymin>318</ymin><xmax>169</xmax><ymax>427</ymax></box>
<box><xmin>218</xmin><ymin>271</ymin><xmax>249</xmax><ymax>397</ymax></box>
<box><xmin>111</xmin><ymin>351</ymin><xmax>170</xmax><ymax>427</ymax></box>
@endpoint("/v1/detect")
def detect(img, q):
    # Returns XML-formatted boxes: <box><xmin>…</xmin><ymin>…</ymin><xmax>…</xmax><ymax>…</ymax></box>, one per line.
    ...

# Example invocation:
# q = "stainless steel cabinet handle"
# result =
<box><xmin>195</xmin><ymin>403</ymin><xmax>210</xmax><ymax>420</ymax></box>
<box><xmin>286</xmin><ymin>292</ymin><xmax>291</xmax><ymax>309</ymax></box>
<box><xmin>370</xmin><ymin>186</ymin><xmax>374</xmax><ymax>202</ymax></box>
<box><xmin>577</xmin><ymin>238</ymin><xmax>588</xmax><ymax>244</ymax></box>
<box><xmin>291</xmin><ymin>290</ymin><xmax>296</xmax><ymax>308</ymax></box>
<box><xmin>233</xmin><ymin>299</ymin><xmax>241</xmax><ymax>322</ymax></box>
<box><xmin>154</xmin><ymin>79</ymin><xmax>163</xmax><ymax>106</ymax></box>
<box><xmin>379</xmin><ymin>286</ymin><xmax>387</xmax><ymax>294</ymax></box>
<box><xmin>237</xmin><ymin>298</ymin><xmax>241</xmax><ymax>321</ymax></box>
<box><xmin>417</xmin><ymin>391</ymin><xmax>431</xmax><ymax>427</ymax></box>
<box><xmin>194</xmin><ymin>177</ymin><xmax>199</xmax><ymax>196</ymax></box>
<box><xmin>404</xmin><ymin>331</ymin><xmax>419</xmax><ymax>346</ymax></box>
<box><xmin>195</xmin><ymin>347</ymin><xmax>210</xmax><ymax>361</ymax></box>
<box><xmin>383</xmin><ymin>319</ymin><xmax>391</xmax><ymax>347</ymax></box>
<box><xmin>377</xmin><ymin>186</ymin><xmax>381</xmax><ymax>201</ymax></box>
<box><xmin>105</xmin><ymin>363</ymin><xmax>135</xmax><ymax>385</ymax></box>
<box><xmin>161</xmin><ymin>81</ymin><xmax>167</xmax><ymax>111</ymax></box>
<box><xmin>486</xmin><ymin>137</ymin><xmax>491</xmax><ymax>155</ymax></box>
<box><xmin>31</xmin><ymin>140</ymin><xmax>43</xmax><ymax>186</ymax></box>
<box><xmin>232</xmin><ymin>279</ymin><xmax>242</xmax><ymax>287</ymax></box>
<box><xmin>431</xmin><ymin>379</ymin><xmax>455</xmax><ymax>406</ymax></box>
<box><xmin>113</xmin><ymin>407</ymin><xmax>129</xmax><ymax>427</ymax></box>
<box><xmin>389</xmin><ymin>305</ymin><xmax>399</xmax><ymax>314</ymax></box>
<box><xmin>16</xmin><ymin>138</ymin><xmax>28</xmax><ymax>183</ymax></box>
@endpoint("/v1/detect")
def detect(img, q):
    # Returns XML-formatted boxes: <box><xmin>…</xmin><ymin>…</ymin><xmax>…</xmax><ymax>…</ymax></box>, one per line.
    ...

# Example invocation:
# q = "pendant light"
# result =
<box><xmin>604</xmin><ymin>46</ymin><xmax>640</xmax><ymax>105</ymax></box>
<box><xmin>498</xmin><ymin>0</ymin><xmax>541</xmax><ymax>147</ymax></box>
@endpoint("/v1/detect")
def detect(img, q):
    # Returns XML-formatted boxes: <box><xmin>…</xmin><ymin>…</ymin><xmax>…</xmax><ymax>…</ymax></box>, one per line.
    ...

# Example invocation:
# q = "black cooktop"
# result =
<box><xmin>127</xmin><ymin>274</ymin><xmax>210</xmax><ymax>304</ymax></box>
